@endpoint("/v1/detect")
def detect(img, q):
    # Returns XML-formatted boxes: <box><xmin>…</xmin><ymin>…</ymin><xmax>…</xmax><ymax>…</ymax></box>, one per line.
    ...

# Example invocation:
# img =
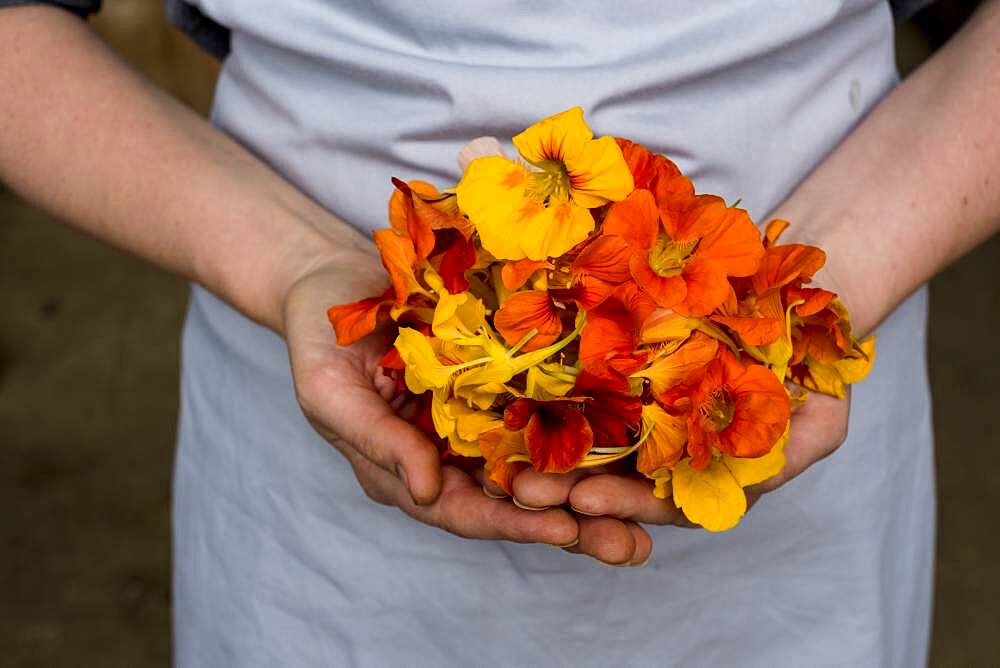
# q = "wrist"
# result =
<box><xmin>191</xmin><ymin>202</ymin><xmax>378</xmax><ymax>336</ymax></box>
<box><xmin>767</xmin><ymin>207</ymin><xmax>890</xmax><ymax>338</ymax></box>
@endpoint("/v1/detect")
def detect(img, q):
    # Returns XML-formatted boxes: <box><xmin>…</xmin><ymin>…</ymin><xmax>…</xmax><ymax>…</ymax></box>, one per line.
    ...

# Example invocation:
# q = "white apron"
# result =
<box><xmin>173</xmin><ymin>2</ymin><xmax>935</xmax><ymax>665</ymax></box>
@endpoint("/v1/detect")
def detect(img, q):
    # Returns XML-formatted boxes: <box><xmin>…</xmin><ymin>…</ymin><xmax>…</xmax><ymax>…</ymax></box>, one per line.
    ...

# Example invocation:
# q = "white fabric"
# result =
<box><xmin>173</xmin><ymin>2</ymin><xmax>935</xmax><ymax>665</ymax></box>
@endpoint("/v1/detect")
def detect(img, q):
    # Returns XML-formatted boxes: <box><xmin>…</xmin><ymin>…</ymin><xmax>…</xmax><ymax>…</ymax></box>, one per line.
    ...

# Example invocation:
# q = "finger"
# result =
<box><xmin>351</xmin><ymin>453</ymin><xmax>580</xmax><ymax>547</ymax></box>
<box><xmin>573</xmin><ymin>515</ymin><xmax>637</xmax><ymax>566</ymax></box>
<box><xmin>569</xmin><ymin>474</ymin><xmax>689</xmax><ymax>526</ymax></box>
<box><xmin>511</xmin><ymin>468</ymin><xmax>590</xmax><ymax>510</ymax></box>
<box><xmin>748</xmin><ymin>388</ymin><xmax>850</xmax><ymax>498</ymax></box>
<box><xmin>625</xmin><ymin>522</ymin><xmax>653</xmax><ymax>567</ymax></box>
<box><xmin>312</xmin><ymin>382</ymin><xmax>443</xmax><ymax>505</ymax></box>
<box><xmin>472</xmin><ymin>468</ymin><xmax>508</xmax><ymax>499</ymax></box>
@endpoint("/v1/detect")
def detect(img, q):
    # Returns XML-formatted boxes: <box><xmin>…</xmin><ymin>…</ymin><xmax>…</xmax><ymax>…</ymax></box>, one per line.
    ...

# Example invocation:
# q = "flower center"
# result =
<box><xmin>527</xmin><ymin>160</ymin><xmax>572</xmax><ymax>203</ymax></box>
<box><xmin>699</xmin><ymin>386</ymin><xmax>735</xmax><ymax>432</ymax></box>
<box><xmin>647</xmin><ymin>235</ymin><xmax>699</xmax><ymax>277</ymax></box>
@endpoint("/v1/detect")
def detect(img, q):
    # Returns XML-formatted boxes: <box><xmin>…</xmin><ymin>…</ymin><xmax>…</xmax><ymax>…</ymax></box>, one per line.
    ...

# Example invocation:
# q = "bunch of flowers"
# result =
<box><xmin>328</xmin><ymin>108</ymin><xmax>874</xmax><ymax>531</ymax></box>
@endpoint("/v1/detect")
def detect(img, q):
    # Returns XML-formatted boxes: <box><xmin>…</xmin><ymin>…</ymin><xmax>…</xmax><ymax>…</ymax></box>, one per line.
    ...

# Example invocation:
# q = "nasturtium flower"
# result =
<box><xmin>791</xmin><ymin>335</ymin><xmax>875</xmax><ymax>399</ymax></box>
<box><xmin>452</xmin><ymin>314</ymin><xmax>587</xmax><ymax>410</ymax></box>
<box><xmin>455</xmin><ymin>107</ymin><xmax>633</xmax><ymax>261</ymax></box>
<box><xmin>504</xmin><ymin>398</ymin><xmax>593</xmax><ymax>473</ymax></box>
<box><xmin>431</xmin><ymin>395</ymin><xmax>502</xmax><ymax>457</ymax></box>
<box><xmin>430</xmin><ymin>290</ymin><xmax>485</xmax><ymax>342</ymax></box>
<box><xmin>632</xmin><ymin>331</ymin><xmax>719</xmax><ymax>399</ymax></box>
<box><xmin>663</xmin><ymin>347</ymin><xmax>791</xmax><ymax>469</ymax></box>
<box><xmin>572</xmin><ymin>370</ymin><xmax>642</xmax><ymax>447</ymax></box>
<box><xmin>600</xmin><ymin>190</ymin><xmax>764</xmax><ymax>316</ymax></box>
<box><xmin>670</xmin><ymin>424</ymin><xmax>789</xmax><ymax>532</ymax></box>
<box><xmin>394</xmin><ymin>328</ymin><xmax>477</xmax><ymax>394</ymax></box>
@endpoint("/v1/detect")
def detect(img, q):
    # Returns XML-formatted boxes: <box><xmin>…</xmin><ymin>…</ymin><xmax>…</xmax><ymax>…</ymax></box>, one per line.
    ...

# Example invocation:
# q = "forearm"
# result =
<box><xmin>0</xmin><ymin>6</ymin><xmax>376</xmax><ymax>333</ymax></box>
<box><xmin>772</xmin><ymin>0</ymin><xmax>1000</xmax><ymax>336</ymax></box>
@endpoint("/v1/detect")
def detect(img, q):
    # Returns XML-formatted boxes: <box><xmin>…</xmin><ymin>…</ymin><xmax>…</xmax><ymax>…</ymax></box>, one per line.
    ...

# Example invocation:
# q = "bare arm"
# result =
<box><xmin>531</xmin><ymin>1</ymin><xmax>1000</xmax><ymax>530</ymax></box>
<box><xmin>774</xmin><ymin>0</ymin><xmax>1000</xmax><ymax>335</ymax></box>
<box><xmin>1</xmin><ymin>6</ymin><xmax>653</xmax><ymax>564</ymax></box>
<box><xmin>0</xmin><ymin>5</ymin><xmax>367</xmax><ymax>333</ymax></box>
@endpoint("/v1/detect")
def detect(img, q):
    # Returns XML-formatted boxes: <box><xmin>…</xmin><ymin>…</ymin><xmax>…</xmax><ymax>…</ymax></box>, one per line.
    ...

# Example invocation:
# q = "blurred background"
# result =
<box><xmin>0</xmin><ymin>2</ymin><xmax>997</xmax><ymax>665</ymax></box>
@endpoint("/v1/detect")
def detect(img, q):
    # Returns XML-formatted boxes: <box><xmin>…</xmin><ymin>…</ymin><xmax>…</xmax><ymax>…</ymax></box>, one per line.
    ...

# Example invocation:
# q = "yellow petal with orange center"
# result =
<box><xmin>672</xmin><ymin>458</ymin><xmax>747</xmax><ymax>532</ymax></box>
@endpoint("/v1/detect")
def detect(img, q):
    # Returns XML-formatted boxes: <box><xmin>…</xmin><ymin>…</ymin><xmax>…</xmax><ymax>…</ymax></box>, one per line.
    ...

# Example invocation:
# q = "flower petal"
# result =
<box><xmin>633</xmin><ymin>331</ymin><xmax>719</xmax><ymax>398</ymax></box>
<box><xmin>636</xmin><ymin>403</ymin><xmax>688</xmax><ymax>475</ymax></box>
<box><xmin>456</xmin><ymin>156</ymin><xmax>533</xmax><ymax>260</ymax></box>
<box><xmin>501</xmin><ymin>259</ymin><xmax>551</xmax><ymax>291</ymax></box>
<box><xmin>524</xmin><ymin>401</ymin><xmax>594</xmax><ymax>473</ymax></box>
<box><xmin>672</xmin><ymin>458</ymin><xmax>747</xmax><ymax>532</ymax></box>
<box><xmin>479</xmin><ymin>427</ymin><xmax>530</xmax><ymax>495</ymax></box>
<box><xmin>602</xmin><ymin>189</ymin><xmax>659</xmax><ymax>250</ymax></box>
<box><xmin>374</xmin><ymin>229</ymin><xmax>424</xmax><ymax>307</ymax></box>
<box><xmin>571</xmin><ymin>234</ymin><xmax>632</xmax><ymax>284</ymax></box>
<box><xmin>751</xmin><ymin>244</ymin><xmax>826</xmax><ymax>294</ymax></box>
<box><xmin>684</xmin><ymin>200</ymin><xmax>764</xmax><ymax>278</ymax></box>
<box><xmin>722</xmin><ymin>421</ymin><xmax>789</xmax><ymax>487</ymax></box>
<box><xmin>564</xmin><ymin>135</ymin><xmax>634</xmax><ymax>208</ymax></box>
<box><xmin>674</xmin><ymin>258</ymin><xmax>731</xmax><ymax>316</ymax></box>
<box><xmin>327</xmin><ymin>288</ymin><xmax>394</xmax><ymax>346</ymax></box>
<box><xmin>513</xmin><ymin>106</ymin><xmax>592</xmax><ymax>166</ymax></box>
<box><xmin>494</xmin><ymin>290</ymin><xmax>563</xmax><ymax>352</ymax></box>
<box><xmin>517</xmin><ymin>200</ymin><xmax>595</xmax><ymax>261</ymax></box>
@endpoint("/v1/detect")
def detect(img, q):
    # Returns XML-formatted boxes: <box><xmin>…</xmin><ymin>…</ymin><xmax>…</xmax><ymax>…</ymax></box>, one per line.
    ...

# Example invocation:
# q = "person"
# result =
<box><xmin>1</xmin><ymin>1</ymin><xmax>997</xmax><ymax>665</ymax></box>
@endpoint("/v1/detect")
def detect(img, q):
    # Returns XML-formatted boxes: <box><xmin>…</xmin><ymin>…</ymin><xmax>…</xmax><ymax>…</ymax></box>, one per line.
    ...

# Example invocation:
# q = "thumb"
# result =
<box><xmin>308</xmin><ymin>380</ymin><xmax>443</xmax><ymax>505</ymax></box>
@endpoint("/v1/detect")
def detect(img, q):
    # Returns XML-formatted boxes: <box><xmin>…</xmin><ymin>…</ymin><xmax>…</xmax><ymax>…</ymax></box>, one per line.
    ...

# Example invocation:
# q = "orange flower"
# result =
<box><xmin>600</xmin><ymin>190</ymin><xmax>764</xmax><ymax>316</ymax></box>
<box><xmin>504</xmin><ymin>398</ymin><xmax>593</xmax><ymax>473</ymax></box>
<box><xmin>578</xmin><ymin>282</ymin><xmax>656</xmax><ymax>380</ymax></box>
<box><xmin>664</xmin><ymin>347</ymin><xmax>790</xmax><ymax>469</ymax></box>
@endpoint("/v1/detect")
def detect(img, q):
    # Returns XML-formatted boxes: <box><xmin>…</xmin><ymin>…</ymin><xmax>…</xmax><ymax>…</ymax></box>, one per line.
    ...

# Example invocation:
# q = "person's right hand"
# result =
<box><xmin>280</xmin><ymin>252</ymin><xmax>650</xmax><ymax>564</ymax></box>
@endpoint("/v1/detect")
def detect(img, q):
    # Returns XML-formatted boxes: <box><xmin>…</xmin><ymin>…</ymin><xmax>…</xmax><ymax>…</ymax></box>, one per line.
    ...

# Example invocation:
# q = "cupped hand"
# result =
<box><xmin>280</xmin><ymin>254</ymin><xmax>650</xmax><ymax>561</ymax></box>
<box><xmin>509</xmin><ymin>389</ymin><xmax>851</xmax><ymax>539</ymax></box>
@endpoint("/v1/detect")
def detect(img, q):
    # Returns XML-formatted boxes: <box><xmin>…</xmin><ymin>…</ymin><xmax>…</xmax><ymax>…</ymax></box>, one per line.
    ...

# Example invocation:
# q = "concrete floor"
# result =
<box><xmin>1</xmin><ymin>5</ymin><xmax>998</xmax><ymax>667</ymax></box>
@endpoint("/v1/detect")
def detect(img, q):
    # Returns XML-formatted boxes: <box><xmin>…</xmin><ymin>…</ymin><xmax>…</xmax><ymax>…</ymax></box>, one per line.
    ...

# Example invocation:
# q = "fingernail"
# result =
<box><xmin>512</xmin><ymin>497</ymin><xmax>550</xmax><ymax>511</ymax></box>
<box><xmin>569</xmin><ymin>505</ymin><xmax>601</xmax><ymax>517</ymax></box>
<box><xmin>556</xmin><ymin>538</ymin><xmax>579</xmax><ymax>549</ymax></box>
<box><xmin>482</xmin><ymin>486</ymin><xmax>508</xmax><ymax>500</ymax></box>
<box><xmin>628</xmin><ymin>556</ymin><xmax>651</xmax><ymax>568</ymax></box>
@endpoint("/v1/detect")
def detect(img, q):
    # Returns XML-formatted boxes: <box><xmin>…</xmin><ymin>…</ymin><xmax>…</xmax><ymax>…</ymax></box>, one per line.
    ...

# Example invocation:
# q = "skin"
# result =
<box><xmin>2</xmin><ymin>3</ymin><xmax>997</xmax><ymax>568</ymax></box>
<box><xmin>509</xmin><ymin>0</ymin><xmax>1000</xmax><ymax>562</ymax></box>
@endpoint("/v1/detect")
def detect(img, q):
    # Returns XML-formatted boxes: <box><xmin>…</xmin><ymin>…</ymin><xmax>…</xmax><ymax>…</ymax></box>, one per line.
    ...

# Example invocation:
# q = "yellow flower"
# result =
<box><xmin>455</xmin><ymin>107</ymin><xmax>633</xmax><ymax>261</ymax></box>
<box><xmin>670</xmin><ymin>424</ymin><xmax>790</xmax><ymax>532</ymax></box>
<box><xmin>430</xmin><ymin>395</ymin><xmax>502</xmax><ymax>457</ymax></box>
<box><xmin>453</xmin><ymin>314</ymin><xmax>586</xmax><ymax>410</ymax></box>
